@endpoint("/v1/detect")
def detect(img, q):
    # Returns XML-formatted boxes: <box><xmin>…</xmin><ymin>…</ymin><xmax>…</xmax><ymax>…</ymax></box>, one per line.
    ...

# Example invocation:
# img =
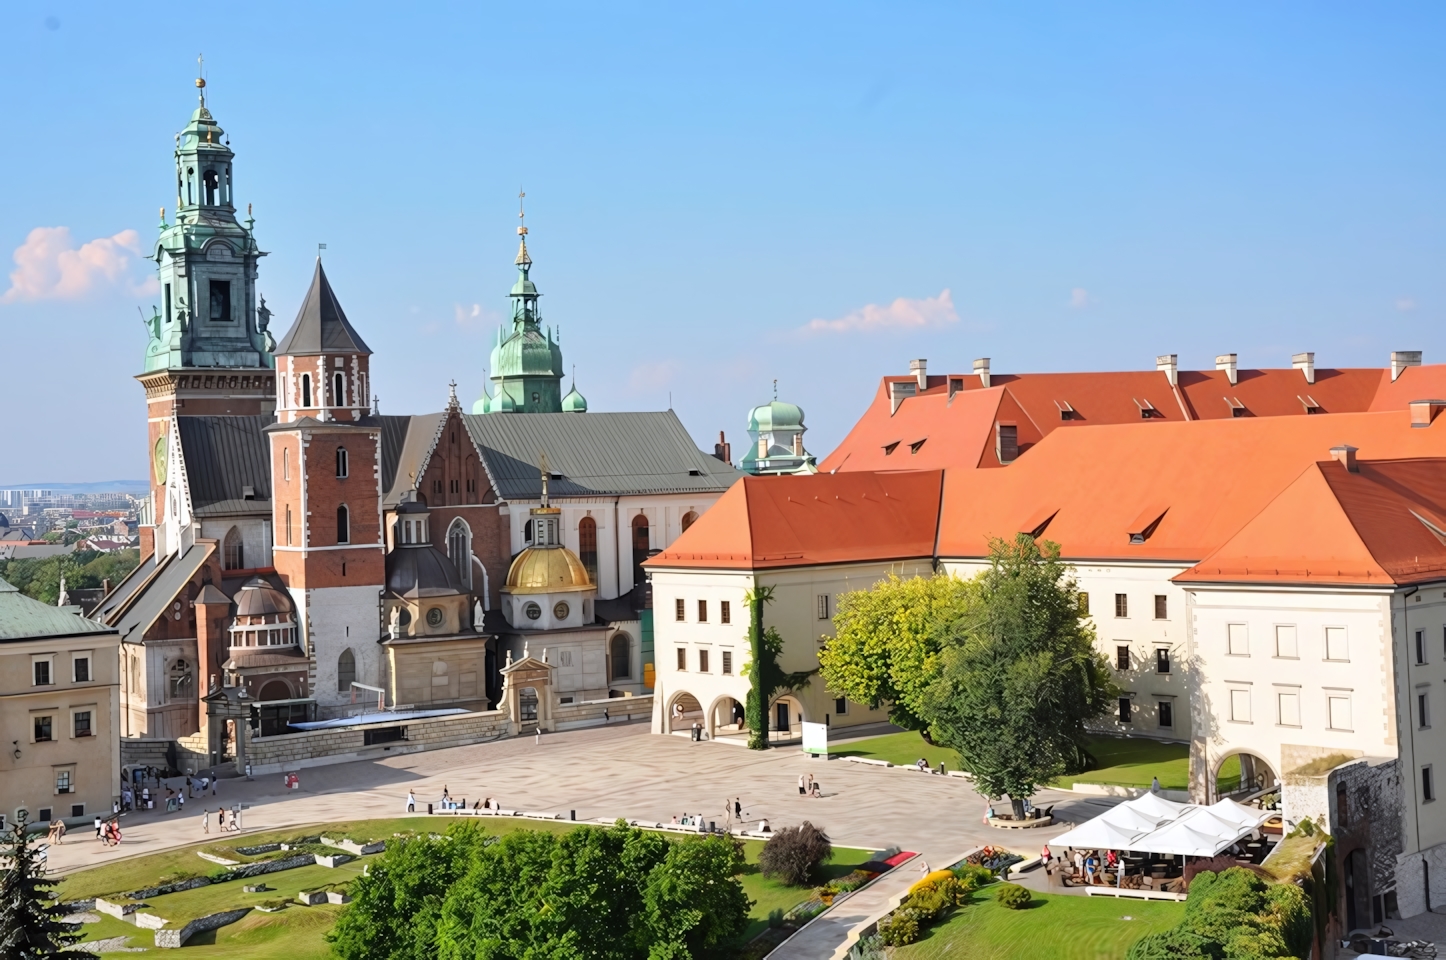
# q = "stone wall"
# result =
<box><xmin>554</xmin><ymin>695</ymin><xmax>653</xmax><ymax>731</ymax></box>
<box><xmin>120</xmin><ymin>735</ymin><xmax>214</xmax><ymax>776</ymax></box>
<box><xmin>245</xmin><ymin>709</ymin><xmax>511</xmax><ymax>774</ymax></box>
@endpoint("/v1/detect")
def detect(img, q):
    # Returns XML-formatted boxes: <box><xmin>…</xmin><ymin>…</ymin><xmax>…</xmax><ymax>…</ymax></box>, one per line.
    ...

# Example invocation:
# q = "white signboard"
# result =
<box><xmin>801</xmin><ymin>721</ymin><xmax>829</xmax><ymax>756</ymax></box>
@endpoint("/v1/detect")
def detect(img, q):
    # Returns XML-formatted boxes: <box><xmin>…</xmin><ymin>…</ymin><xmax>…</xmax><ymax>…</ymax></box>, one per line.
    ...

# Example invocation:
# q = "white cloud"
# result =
<box><xmin>800</xmin><ymin>289</ymin><xmax>957</xmax><ymax>335</ymax></box>
<box><xmin>628</xmin><ymin>359</ymin><xmax>681</xmax><ymax>393</ymax></box>
<box><xmin>1</xmin><ymin>227</ymin><xmax>157</xmax><ymax>303</ymax></box>
<box><xmin>1069</xmin><ymin>287</ymin><xmax>1090</xmax><ymax>308</ymax></box>
<box><xmin>1396</xmin><ymin>298</ymin><xmax>1417</xmax><ymax>312</ymax></box>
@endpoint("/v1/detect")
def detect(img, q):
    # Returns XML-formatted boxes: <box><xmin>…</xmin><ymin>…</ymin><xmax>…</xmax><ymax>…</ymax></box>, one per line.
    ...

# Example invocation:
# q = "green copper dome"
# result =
<box><xmin>562</xmin><ymin>383</ymin><xmax>588</xmax><ymax>412</ymax></box>
<box><xmin>482</xmin><ymin>218</ymin><xmax>570</xmax><ymax>413</ymax></box>
<box><xmin>747</xmin><ymin>400</ymin><xmax>805</xmax><ymax>433</ymax></box>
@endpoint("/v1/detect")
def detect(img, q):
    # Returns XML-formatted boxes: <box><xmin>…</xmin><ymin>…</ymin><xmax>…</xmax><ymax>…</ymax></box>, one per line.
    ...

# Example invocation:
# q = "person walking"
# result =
<box><xmin>798</xmin><ymin>774</ymin><xmax>806</xmax><ymax>797</ymax></box>
<box><xmin>535</xmin><ymin>727</ymin><xmax>541</xmax><ymax>746</ymax></box>
<box><xmin>406</xmin><ymin>791</ymin><xmax>416</xmax><ymax>813</ymax></box>
<box><xmin>203</xmin><ymin>809</ymin><xmax>210</xmax><ymax>835</ymax></box>
<box><xmin>1150</xmin><ymin>775</ymin><xmax>1161</xmax><ymax>794</ymax></box>
<box><xmin>94</xmin><ymin>815</ymin><xmax>103</xmax><ymax>841</ymax></box>
<box><xmin>211</xmin><ymin>773</ymin><xmax>218</xmax><ymax>796</ymax></box>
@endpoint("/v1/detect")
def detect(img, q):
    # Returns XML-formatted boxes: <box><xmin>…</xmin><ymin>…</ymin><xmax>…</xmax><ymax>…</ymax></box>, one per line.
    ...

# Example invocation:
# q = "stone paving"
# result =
<box><xmin>46</xmin><ymin>721</ymin><xmax>1123</xmax><ymax>878</ymax></box>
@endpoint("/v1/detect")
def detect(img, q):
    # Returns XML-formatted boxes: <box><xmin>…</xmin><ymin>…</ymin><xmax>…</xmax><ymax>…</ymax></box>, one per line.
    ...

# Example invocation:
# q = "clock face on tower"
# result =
<box><xmin>154</xmin><ymin>435</ymin><xmax>169</xmax><ymax>485</ymax></box>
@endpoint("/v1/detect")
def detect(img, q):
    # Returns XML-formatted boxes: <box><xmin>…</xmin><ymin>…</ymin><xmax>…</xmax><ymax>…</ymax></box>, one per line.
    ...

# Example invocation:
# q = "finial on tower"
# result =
<box><xmin>196</xmin><ymin>53</ymin><xmax>206</xmax><ymax>105</ymax></box>
<box><xmin>317</xmin><ymin>242</ymin><xmax>327</xmax><ymax>259</ymax></box>
<box><xmin>448</xmin><ymin>380</ymin><xmax>459</xmax><ymax>408</ymax></box>
<box><xmin>773</xmin><ymin>378</ymin><xmax>778</xmax><ymax>401</ymax></box>
<box><xmin>515</xmin><ymin>188</ymin><xmax>532</xmax><ymax>268</ymax></box>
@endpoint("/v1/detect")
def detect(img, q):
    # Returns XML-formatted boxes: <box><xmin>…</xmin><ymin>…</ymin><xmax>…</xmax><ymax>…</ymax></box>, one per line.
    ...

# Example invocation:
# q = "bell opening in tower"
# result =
<box><xmin>204</xmin><ymin>169</ymin><xmax>219</xmax><ymax>205</ymax></box>
<box><xmin>209</xmin><ymin>280</ymin><xmax>231</xmax><ymax>321</ymax></box>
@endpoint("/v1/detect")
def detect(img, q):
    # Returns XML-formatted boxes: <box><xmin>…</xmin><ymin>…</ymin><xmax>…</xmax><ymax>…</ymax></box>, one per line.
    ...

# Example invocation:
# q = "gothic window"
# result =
<box><xmin>336</xmin><ymin>504</ymin><xmax>350</xmax><ymax>544</ymax></box>
<box><xmin>332</xmin><ymin>372</ymin><xmax>345</xmax><ymax>406</ymax></box>
<box><xmin>209</xmin><ymin>280</ymin><xmax>231</xmax><ymax>321</ymax></box>
<box><xmin>631</xmin><ymin>514</ymin><xmax>650</xmax><ymax>587</ymax></box>
<box><xmin>203</xmin><ymin>168</ymin><xmax>218</xmax><ymax>205</ymax></box>
<box><xmin>223</xmin><ymin>526</ymin><xmax>244</xmax><ymax>570</ymax></box>
<box><xmin>579</xmin><ymin>517</ymin><xmax>598</xmax><ymax>585</ymax></box>
<box><xmin>336</xmin><ymin>447</ymin><xmax>349</xmax><ymax>479</ymax></box>
<box><xmin>167</xmin><ymin>659</ymin><xmax>193</xmax><ymax>702</ymax></box>
<box><xmin>681</xmin><ymin>511</ymin><xmax>698</xmax><ymax>533</ymax></box>
<box><xmin>447</xmin><ymin>518</ymin><xmax>472</xmax><ymax>590</ymax></box>
<box><xmin>610</xmin><ymin>633</ymin><xmax>632</xmax><ymax>680</ymax></box>
<box><xmin>337</xmin><ymin>648</ymin><xmax>356</xmax><ymax>692</ymax></box>
<box><xmin>301</xmin><ymin>374</ymin><xmax>312</xmax><ymax>408</ymax></box>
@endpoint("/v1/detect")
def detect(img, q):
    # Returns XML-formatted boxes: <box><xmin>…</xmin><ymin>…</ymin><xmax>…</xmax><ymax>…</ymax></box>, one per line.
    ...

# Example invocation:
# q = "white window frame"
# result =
<box><xmin>1425</xmin><ymin>765</ymin><xmax>1437</xmax><ymax>803</ymax></box>
<box><xmin>54</xmin><ymin>765</ymin><xmax>76</xmax><ymax>796</ymax></box>
<box><xmin>71</xmin><ymin>652</ymin><xmax>92</xmax><ymax>684</ymax></box>
<box><xmin>1227</xmin><ymin>623</ymin><xmax>1249</xmax><ymax>657</ymax></box>
<box><xmin>1326</xmin><ymin>690</ymin><xmax>1353</xmax><ymax>731</ymax></box>
<box><xmin>1274</xmin><ymin>624</ymin><xmax>1298</xmax><ymax>659</ymax></box>
<box><xmin>69</xmin><ymin>706</ymin><xmax>95</xmax><ymax>739</ymax></box>
<box><xmin>1324</xmin><ymin>626</ymin><xmax>1349</xmax><ymax>662</ymax></box>
<box><xmin>31</xmin><ymin>655</ymin><xmax>55</xmax><ymax>686</ymax></box>
<box><xmin>1229</xmin><ymin>687</ymin><xmax>1252</xmax><ymax>723</ymax></box>
<box><xmin>1276</xmin><ymin>688</ymin><xmax>1301</xmax><ymax>728</ymax></box>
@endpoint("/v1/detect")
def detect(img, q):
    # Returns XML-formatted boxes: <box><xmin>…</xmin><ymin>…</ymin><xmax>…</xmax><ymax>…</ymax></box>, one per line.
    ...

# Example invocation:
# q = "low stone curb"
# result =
<box><xmin>154</xmin><ymin>908</ymin><xmax>250</xmax><ymax>948</ymax></box>
<box><xmin>297</xmin><ymin>890</ymin><xmax>327</xmax><ymax>906</ymax></box>
<box><xmin>315</xmin><ymin>853</ymin><xmax>354</xmax><ymax>868</ymax></box>
<box><xmin>235</xmin><ymin>843</ymin><xmax>282</xmax><ymax>856</ymax></box>
<box><xmin>124</xmin><ymin>877</ymin><xmax>210</xmax><ymax>900</ymax></box>
<box><xmin>197</xmin><ymin>851</ymin><xmax>239</xmax><ymax>866</ymax></box>
<box><xmin>320</xmin><ymin>836</ymin><xmax>385</xmax><ymax>855</ymax></box>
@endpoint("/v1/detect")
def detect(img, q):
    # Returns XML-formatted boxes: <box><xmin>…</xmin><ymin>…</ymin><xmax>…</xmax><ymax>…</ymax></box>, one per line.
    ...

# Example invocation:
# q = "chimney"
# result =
<box><xmin>1330</xmin><ymin>444</ymin><xmax>1359</xmax><ymax>473</ymax></box>
<box><xmin>1409</xmin><ymin>400</ymin><xmax>1446</xmax><ymax>429</ymax></box>
<box><xmin>888</xmin><ymin>380</ymin><xmax>917</xmax><ymax>415</ymax></box>
<box><xmin>910</xmin><ymin>358</ymin><xmax>928</xmax><ymax>391</ymax></box>
<box><xmin>1392</xmin><ymin>350</ymin><xmax>1422</xmax><ymax>382</ymax></box>
<box><xmin>1292</xmin><ymin>352</ymin><xmax>1315</xmax><ymax>384</ymax></box>
<box><xmin>1156</xmin><ymin>354</ymin><xmax>1178</xmax><ymax>387</ymax></box>
<box><xmin>973</xmin><ymin>357</ymin><xmax>991</xmax><ymax>389</ymax></box>
<box><xmin>1216</xmin><ymin>353</ymin><xmax>1238</xmax><ymax>386</ymax></box>
<box><xmin>713</xmin><ymin>431</ymin><xmax>731</xmax><ymax>464</ymax></box>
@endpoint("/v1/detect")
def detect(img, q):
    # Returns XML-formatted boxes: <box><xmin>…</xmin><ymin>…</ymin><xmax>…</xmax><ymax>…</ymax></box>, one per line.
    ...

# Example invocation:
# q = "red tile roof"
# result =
<box><xmin>933</xmin><ymin>409</ymin><xmax>1446</xmax><ymax>562</ymax></box>
<box><xmin>645</xmin><ymin>470</ymin><xmax>944</xmax><ymax>570</ymax></box>
<box><xmin>1181</xmin><ymin>458</ymin><xmax>1446</xmax><ymax>586</ymax></box>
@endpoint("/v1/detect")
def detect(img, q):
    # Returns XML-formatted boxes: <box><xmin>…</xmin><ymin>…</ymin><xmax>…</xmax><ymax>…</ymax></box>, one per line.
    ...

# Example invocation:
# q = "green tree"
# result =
<box><xmin>642</xmin><ymin>834</ymin><xmax>751</xmax><ymax>959</ymax></box>
<box><xmin>0</xmin><ymin>816</ymin><xmax>95</xmax><ymax>959</ymax></box>
<box><xmin>818</xmin><ymin>573</ymin><xmax>970</xmax><ymax>733</ymax></box>
<box><xmin>0</xmin><ymin>549</ymin><xmax>139</xmax><ymax>606</ymax></box>
<box><xmin>924</xmin><ymin>535</ymin><xmax>1115</xmax><ymax>819</ymax></box>
<box><xmin>741</xmin><ymin>586</ymin><xmax>813</xmax><ymax>750</ymax></box>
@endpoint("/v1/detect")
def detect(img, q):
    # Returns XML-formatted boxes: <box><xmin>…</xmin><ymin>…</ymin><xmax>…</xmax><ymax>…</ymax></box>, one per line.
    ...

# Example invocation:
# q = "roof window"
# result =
<box><xmin>241</xmin><ymin>485</ymin><xmax>255</xmax><ymax>500</ymax></box>
<box><xmin>948</xmin><ymin>377</ymin><xmax>965</xmax><ymax>401</ymax></box>
<box><xmin>687</xmin><ymin>469</ymin><xmax>703</xmax><ymax>476</ymax></box>
<box><xmin>1127</xmin><ymin>506</ymin><xmax>1168</xmax><ymax>544</ymax></box>
<box><xmin>882</xmin><ymin>441</ymin><xmax>900</xmax><ymax>456</ymax></box>
<box><xmin>1225</xmin><ymin>397</ymin><xmax>1246</xmax><ymax>418</ymax></box>
<box><xmin>1298</xmin><ymin>395</ymin><xmax>1322</xmax><ymax>414</ymax></box>
<box><xmin>909</xmin><ymin>439</ymin><xmax>926</xmax><ymax>455</ymax></box>
<box><xmin>1055</xmin><ymin>400</ymin><xmax>1078</xmax><ymax>421</ymax></box>
<box><xmin>1134</xmin><ymin>399</ymin><xmax>1163</xmax><ymax>419</ymax></box>
<box><xmin>1020</xmin><ymin>507</ymin><xmax>1058</xmax><ymax>539</ymax></box>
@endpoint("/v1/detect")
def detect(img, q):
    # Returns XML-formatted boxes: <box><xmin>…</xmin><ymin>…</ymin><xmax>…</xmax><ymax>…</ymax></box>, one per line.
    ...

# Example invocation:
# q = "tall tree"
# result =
<box><xmin>0</xmin><ymin>816</ymin><xmax>95</xmax><ymax>959</ymax></box>
<box><xmin>817</xmin><ymin>573</ymin><xmax>970</xmax><ymax>734</ymax></box>
<box><xmin>924</xmin><ymin>535</ymin><xmax>1116</xmax><ymax>819</ymax></box>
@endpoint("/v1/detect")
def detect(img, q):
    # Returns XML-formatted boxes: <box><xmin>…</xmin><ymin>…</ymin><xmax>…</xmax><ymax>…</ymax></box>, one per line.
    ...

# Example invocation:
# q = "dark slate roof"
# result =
<box><xmin>380</xmin><ymin>413</ymin><xmax>444</xmax><ymax>507</ymax></box>
<box><xmin>274</xmin><ymin>260</ymin><xmax>372</xmax><ymax>356</ymax></box>
<box><xmin>93</xmin><ymin>553</ymin><xmax>159</xmax><ymax>623</ymax></box>
<box><xmin>461</xmin><ymin>411</ymin><xmax>740</xmax><ymax>500</ymax></box>
<box><xmin>110</xmin><ymin>541</ymin><xmax>211</xmax><ymax>644</ymax></box>
<box><xmin>0</xmin><ymin>578</ymin><xmax>116</xmax><ymax>642</ymax></box>
<box><xmin>177</xmin><ymin>415</ymin><xmax>273</xmax><ymax>517</ymax></box>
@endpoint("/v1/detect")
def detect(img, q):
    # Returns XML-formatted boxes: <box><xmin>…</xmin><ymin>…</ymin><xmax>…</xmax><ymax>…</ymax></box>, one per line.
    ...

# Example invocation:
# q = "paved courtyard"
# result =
<box><xmin>45</xmin><ymin>721</ymin><xmax>1123</xmax><ymax>877</ymax></box>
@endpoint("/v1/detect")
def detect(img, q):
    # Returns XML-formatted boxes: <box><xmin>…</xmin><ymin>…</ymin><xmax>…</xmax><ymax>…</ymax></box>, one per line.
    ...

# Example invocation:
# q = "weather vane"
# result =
<box><xmin>196</xmin><ymin>53</ymin><xmax>206</xmax><ymax>105</ymax></box>
<box><xmin>518</xmin><ymin>187</ymin><xmax>528</xmax><ymax>236</ymax></box>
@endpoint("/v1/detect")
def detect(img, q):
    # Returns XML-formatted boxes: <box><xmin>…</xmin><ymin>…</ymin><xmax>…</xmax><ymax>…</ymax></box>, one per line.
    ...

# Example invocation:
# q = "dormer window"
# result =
<box><xmin>995</xmin><ymin>423</ymin><xmax>1018</xmax><ymax>464</ymax></box>
<box><xmin>1225</xmin><ymin>397</ymin><xmax>1246</xmax><ymax>418</ymax></box>
<box><xmin>1134</xmin><ymin>398</ymin><xmax>1162</xmax><ymax>419</ymax></box>
<box><xmin>1127</xmin><ymin>506</ymin><xmax>1168</xmax><ymax>544</ymax></box>
<box><xmin>1055</xmin><ymin>400</ymin><xmax>1078</xmax><ymax>421</ymax></box>
<box><xmin>1298</xmin><ymin>395</ymin><xmax>1322</xmax><ymax>414</ymax></box>
<box><xmin>882</xmin><ymin>441</ymin><xmax>900</xmax><ymax>456</ymax></box>
<box><xmin>909</xmin><ymin>439</ymin><xmax>926</xmax><ymax>455</ymax></box>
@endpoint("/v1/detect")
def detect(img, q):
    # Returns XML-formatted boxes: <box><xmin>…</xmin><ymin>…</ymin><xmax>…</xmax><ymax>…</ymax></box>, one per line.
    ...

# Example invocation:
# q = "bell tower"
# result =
<box><xmin>475</xmin><ymin>192</ymin><xmax>565</xmax><ymax>413</ymax></box>
<box><xmin>136</xmin><ymin>62</ymin><xmax>277</xmax><ymax>561</ymax></box>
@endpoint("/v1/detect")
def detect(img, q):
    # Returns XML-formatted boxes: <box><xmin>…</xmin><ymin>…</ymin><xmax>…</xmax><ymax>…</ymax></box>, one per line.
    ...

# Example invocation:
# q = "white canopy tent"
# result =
<box><xmin>1049</xmin><ymin>795</ymin><xmax>1272</xmax><ymax>858</ymax></box>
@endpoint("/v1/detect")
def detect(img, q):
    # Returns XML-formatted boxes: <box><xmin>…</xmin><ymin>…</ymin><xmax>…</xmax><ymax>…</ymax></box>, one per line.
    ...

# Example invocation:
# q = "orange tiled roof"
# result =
<box><xmin>1180</xmin><ymin>458</ymin><xmax>1446</xmax><ymax>586</ymax></box>
<box><xmin>934</xmin><ymin>409</ymin><xmax>1446</xmax><ymax>562</ymax></box>
<box><xmin>822</xmin><ymin>364</ymin><xmax>1446</xmax><ymax>473</ymax></box>
<box><xmin>645</xmin><ymin>470</ymin><xmax>944</xmax><ymax>570</ymax></box>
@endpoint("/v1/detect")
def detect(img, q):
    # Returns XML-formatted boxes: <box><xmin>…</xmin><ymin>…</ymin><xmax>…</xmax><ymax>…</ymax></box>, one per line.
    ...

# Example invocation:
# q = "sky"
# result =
<box><xmin>2</xmin><ymin>2</ymin><xmax>1444</xmax><ymax>484</ymax></box>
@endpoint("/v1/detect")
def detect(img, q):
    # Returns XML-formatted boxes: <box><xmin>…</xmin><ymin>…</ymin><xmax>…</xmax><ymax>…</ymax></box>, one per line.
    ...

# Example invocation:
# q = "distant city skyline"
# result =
<box><xmin>2</xmin><ymin>2</ymin><xmax>1443</xmax><ymax>483</ymax></box>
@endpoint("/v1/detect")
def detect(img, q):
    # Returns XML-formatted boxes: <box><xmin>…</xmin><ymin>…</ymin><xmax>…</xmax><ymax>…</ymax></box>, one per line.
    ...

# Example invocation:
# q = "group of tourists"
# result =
<box><xmin>405</xmin><ymin>788</ymin><xmax>505</xmax><ymax>814</ymax></box>
<box><xmin>797</xmin><ymin>773</ymin><xmax>823</xmax><ymax>798</ymax></box>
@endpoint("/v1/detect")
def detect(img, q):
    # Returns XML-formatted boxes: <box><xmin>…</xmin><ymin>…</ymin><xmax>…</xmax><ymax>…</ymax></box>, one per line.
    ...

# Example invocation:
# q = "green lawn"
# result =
<box><xmin>59</xmin><ymin>817</ymin><xmax>870</xmax><ymax>957</ymax></box>
<box><xmin>893</xmin><ymin>889</ymin><xmax>1185</xmax><ymax>959</ymax></box>
<box><xmin>831</xmin><ymin>730</ymin><xmax>1190</xmax><ymax>792</ymax></box>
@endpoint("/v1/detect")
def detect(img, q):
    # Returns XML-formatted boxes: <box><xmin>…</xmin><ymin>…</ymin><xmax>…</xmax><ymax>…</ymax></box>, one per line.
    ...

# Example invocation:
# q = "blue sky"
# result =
<box><xmin>2</xmin><ymin>2</ymin><xmax>1443</xmax><ymax>484</ymax></box>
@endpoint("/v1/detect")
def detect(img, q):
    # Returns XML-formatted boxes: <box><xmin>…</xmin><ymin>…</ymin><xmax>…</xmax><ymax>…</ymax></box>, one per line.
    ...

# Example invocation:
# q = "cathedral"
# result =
<box><xmin>97</xmin><ymin>76</ymin><xmax>738</xmax><ymax>760</ymax></box>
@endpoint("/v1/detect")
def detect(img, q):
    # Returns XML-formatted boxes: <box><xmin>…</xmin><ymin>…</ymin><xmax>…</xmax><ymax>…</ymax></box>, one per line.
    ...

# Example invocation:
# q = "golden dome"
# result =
<box><xmin>504</xmin><ymin>546</ymin><xmax>593</xmax><ymax>594</ymax></box>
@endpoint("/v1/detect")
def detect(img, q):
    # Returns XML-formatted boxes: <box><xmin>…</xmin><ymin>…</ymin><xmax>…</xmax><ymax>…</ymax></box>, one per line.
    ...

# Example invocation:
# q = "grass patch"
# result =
<box><xmin>892</xmin><ymin>889</ymin><xmax>1185</xmax><ymax>959</ymax></box>
<box><xmin>832</xmin><ymin>731</ymin><xmax>958</xmax><ymax>770</ymax></box>
<box><xmin>63</xmin><ymin>816</ymin><xmax>867</xmax><ymax>957</ymax></box>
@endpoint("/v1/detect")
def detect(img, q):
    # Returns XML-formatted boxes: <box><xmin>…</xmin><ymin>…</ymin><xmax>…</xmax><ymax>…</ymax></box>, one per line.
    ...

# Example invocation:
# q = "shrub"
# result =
<box><xmin>1126</xmin><ymin>867</ymin><xmax>1311</xmax><ymax>960</ymax></box>
<box><xmin>909</xmin><ymin>868</ymin><xmax>957</xmax><ymax>895</ymax></box>
<box><xmin>995</xmin><ymin>883</ymin><xmax>1031</xmax><ymax>909</ymax></box>
<box><xmin>952</xmin><ymin>863</ymin><xmax>996</xmax><ymax>891</ymax></box>
<box><xmin>758</xmin><ymin>821</ymin><xmax>832</xmax><ymax>887</ymax></box>
<box><xmin>877</xmin><ymin>910</ymin><xmax>920</xmax><ymax>947</ymax></box>
<box><xmin>903</xmin><ymin>886</ymin><xmax>950</xmax><ymax>921</ymax></box>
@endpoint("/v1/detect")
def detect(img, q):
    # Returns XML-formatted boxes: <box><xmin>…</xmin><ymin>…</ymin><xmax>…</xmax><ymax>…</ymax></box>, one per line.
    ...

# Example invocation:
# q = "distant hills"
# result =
<box><xmin>0</xmin><ymin>480</ymin><xmax>150</xmax><ymax>495</ymax></box>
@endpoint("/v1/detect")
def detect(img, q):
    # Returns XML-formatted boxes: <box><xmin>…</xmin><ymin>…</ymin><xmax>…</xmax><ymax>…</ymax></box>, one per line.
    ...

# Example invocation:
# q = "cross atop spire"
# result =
<box><xmin>515</xmin><ymin>187</ymin><xmax>532</xmax><ymax>268</ymax></box>
<box><xmin>196</xmin><ymin>53</ymin><xmax>206</xmax><ymax>106</ymax></box>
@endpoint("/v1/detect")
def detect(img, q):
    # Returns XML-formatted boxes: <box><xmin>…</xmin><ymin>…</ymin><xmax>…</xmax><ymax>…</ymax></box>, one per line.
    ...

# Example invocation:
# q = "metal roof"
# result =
<box><xmin>0</xmin><ymin>578</ymin><xmax>116</xmax><ymax>642</ymax></box>
<box><xmin>93</xmin><ymin>552</ymin><xmax>159</xmax><ymax>623</ymax></box>
<box><xmin>380</xmin><ymin>413</ymin><xmax>444</xmax><ymax>507</ymax></box>
<box><xmin>460</xmin><ymin>411</ymin><xmax>740</xmax><ymax>500</ymax></box>
<box><xmin>111</xmin><ymin>541</ymin><xmax>211</xmax><ymax>644</ymax></box>
<box><xmin>177</xmin><ymin>415</ymin><xmax>273</xmax><ymax>517</ymax></box>
<box><xmin>274</xmin><ymin>260</ymin><xmax>372</xmax><ymax>356</ymax></box>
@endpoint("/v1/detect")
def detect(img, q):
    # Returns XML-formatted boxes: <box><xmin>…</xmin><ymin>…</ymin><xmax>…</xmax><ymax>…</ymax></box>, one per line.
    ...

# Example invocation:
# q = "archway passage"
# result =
<box><xmin>1214</xmin><ymin>752</ymin><xmax>1277</xmax><ymax>801</ymax></box>
<box><xmin>667</xmin><ymin>692</ymin><xmax>702</xmax><ymax>733</ymax></box>
<box><xmin>519</xmin><ymin>686</ymin><xmax>539</xmax><ymax>722</ymax></box>
<box><xmin>708</xmin><ymin>696</ymin><xmax>747</xmax><ymax>739</ymax></box>
<box><xmin>257</xmin><ymin>679</ymin><xmax>291</xmax><ymax>702</ymax></box>
<box><xmin>609</xmin><ymin>633</ymin><xmax>632</xmax><ymax>681</ymax></box>
<box><xmin>769</xmin><ymin>694</ymin><xmax>805</xmax><ymax>742</ymax></box>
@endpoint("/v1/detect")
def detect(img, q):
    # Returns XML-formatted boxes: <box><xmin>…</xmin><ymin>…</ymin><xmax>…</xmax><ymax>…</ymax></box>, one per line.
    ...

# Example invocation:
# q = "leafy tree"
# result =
<box><xmin>818</xmin><ymin>573</ymin><xmax>970</xmax><ymax>734</ymax></box>
<box><xmin>923</xmin><ymin>535</ymin><xmax>1115</xmax><ymax>818</ymax></box>
<box><xmin>741</xmin><ymin>586</ymin><xmax>813</xmax><ymax>750</ymax></box>
<box><xmin>757</xmin><ymin>822</ymin><xmax>832</xmax><ymax>886</ymax></box>
<box><xmin>1127</xmin><ymin>867</ymin><xmax>1311</xmax><ymax>960</ymax></box>
<box><xmin>642</xmin><ymin>833</ymin><xmax>751</xmax><ymax>959</ymax></box>
<box><xmin>0</xmin><ymin>549</ymin><xmax>139</xmax><ymax>605</ymax></box>
<box><xmin>0</xmin><ymin>816</ymin><xmax>95</xmax><ymax>959</ymax></box>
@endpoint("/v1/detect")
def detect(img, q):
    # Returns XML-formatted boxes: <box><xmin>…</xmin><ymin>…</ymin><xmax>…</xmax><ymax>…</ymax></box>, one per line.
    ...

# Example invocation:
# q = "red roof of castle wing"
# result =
<box><xmin>822</xmin><ymin>364</ymin><xmax>1446</xmax><ymax>473</ymax></box>
<box><xmin>934</xmin><ymin>409</ymin><xmax>1446</xmax><ymax>562</ymax></box>
<box><xmin>644</xmin><ymin>470</ymin><xmax>944</xmax><ymax>570</ymax></box>
<box><xmin>1180</xmin><ymin>458</ymin><xmax>1446</xmax><ymax>586</ymax></box>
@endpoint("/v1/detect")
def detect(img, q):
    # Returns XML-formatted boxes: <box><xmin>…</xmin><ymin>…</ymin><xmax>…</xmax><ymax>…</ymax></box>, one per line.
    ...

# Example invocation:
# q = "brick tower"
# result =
<box><xmin>267</xmin><ymin>260</ymin><xmax>385</xmax><ymax>712</ymax></box>
<box><xmin>137</xmin><ymin>68</ymin><xmax>278</xmax><ymax>559</ymax></box>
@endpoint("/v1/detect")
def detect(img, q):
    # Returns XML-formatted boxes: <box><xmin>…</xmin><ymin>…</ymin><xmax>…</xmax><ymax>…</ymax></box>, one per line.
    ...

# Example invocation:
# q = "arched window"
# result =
<box><xmin>301</xmin><ymin>373</ymin><xmax>312</xmax><ymax>408</ymax></box>
<box><xmin>524</xmin><ymin>519</ymin><xmax>533</xmax><ymax>544</ymax></box>
<box><xmin>681</xmin><ymin>511</ymin><xmax>698</xmax><ymax>533</ymax></box>
<box><xmin>336</xmin><ymin>446</ymin><xmax>349</xmax><ymax>478</ymax></box>
<box><xmin>610</xmin><ymin>633</ymin><xmax>632</xmax><ymax>681</ymax></box>
<box><xmin>336</xmin><ymin>504</ymin><xmax>350</xmax><ymax>544</ymax></box>
<box><xmin>337</xmin><ymin>648</ymin><xmax>356</xmax><ymax>692</ymax></box>
<box><xmin>579</xmin><ymin>517</ymin><xmax>598</xmax><ymax>585</ymax></box>
<box><xmin>223</xmin><ymin>526</ymin><xmax>244</xmax><ymax>570</ymax></box>
<box><xmin>631</xmin><ymin>514</ymin><xmax>650</xmax><ymax>587</ymax></box>
<box><xmin>333</xmin><ymin>371</ymin><xmax>345</xmax><ymax>407</ymax></box>
<box><xmin>447</xmin><ymin>518</ymin><xmax>472</xmax><ymax>589</ymax></box>
<box><xmin>203</xmin><ymin>169</ymin><xmax>218</xmax><ymax>205</ymax></box>
<box><xmin>284</xmin><ymin>504</ymin><xmax>293</xmax><ymax>546</ymax></box>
